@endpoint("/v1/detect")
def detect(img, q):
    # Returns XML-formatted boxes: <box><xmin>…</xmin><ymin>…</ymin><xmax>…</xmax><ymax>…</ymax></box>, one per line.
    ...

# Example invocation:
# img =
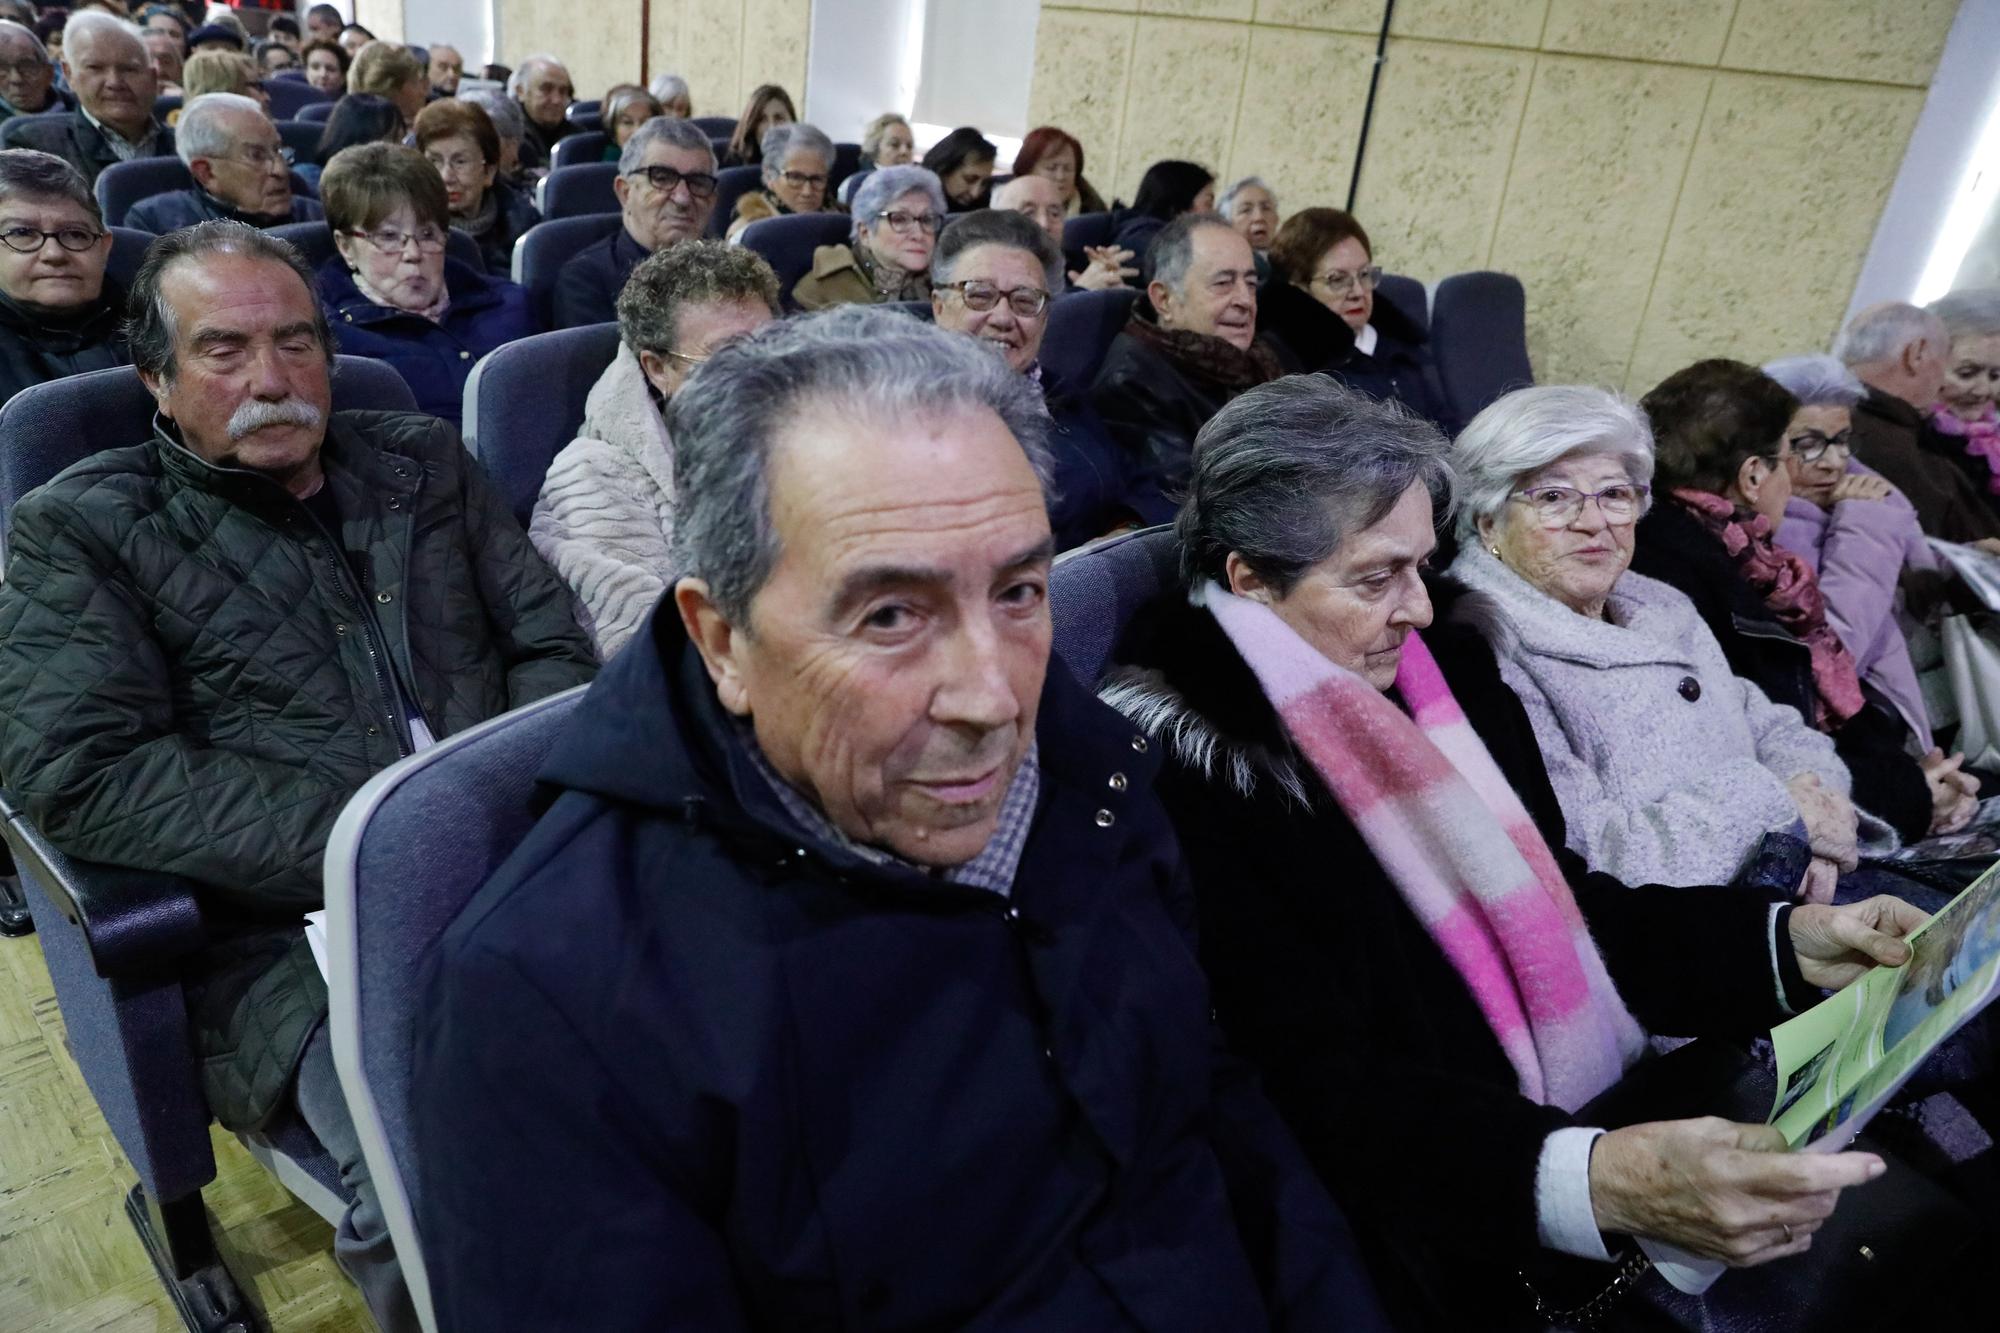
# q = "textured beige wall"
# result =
<box><xmin>1029</xmin><ymin>0</ymin><xmax>1960</xmax><ymax>393</ymax></box>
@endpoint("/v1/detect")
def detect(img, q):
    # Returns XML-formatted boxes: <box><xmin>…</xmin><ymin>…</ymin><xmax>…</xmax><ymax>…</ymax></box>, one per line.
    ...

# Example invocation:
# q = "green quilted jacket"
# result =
<box><xmin>0</xmin><ymin>410</ymin><xmax>597</xmax><ymax>1129</ymax></box>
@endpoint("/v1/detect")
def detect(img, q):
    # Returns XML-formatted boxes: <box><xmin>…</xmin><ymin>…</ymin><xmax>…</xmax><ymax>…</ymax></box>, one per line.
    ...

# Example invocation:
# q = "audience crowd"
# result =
<box><xmin>2</xmin><ymin>8</ymin><xmax>2000</xmax><ymax>1333</ymax></box>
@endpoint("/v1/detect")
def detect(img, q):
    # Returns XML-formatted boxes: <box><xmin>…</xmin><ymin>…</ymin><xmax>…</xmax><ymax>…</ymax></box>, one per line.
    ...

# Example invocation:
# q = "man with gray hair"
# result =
<box><xmin>459</xmin><ymin>86</ymin><xmax>529</xmax><ymax>185</ymax></box>
<box><xmin>426</xmin><ymin>41</ymin><xmax>462</xmax><ymax>97</ymax></box>
<box><xmin>508</xmin><ymin>51</ymin><xmax>574</xmax><ymax>174</ymax></box>
<box><xmin>0</xmin><ymin>11</ymin><xmax>170</xmax><ymax>183</ymax></box>
<box><xmin>125</xmin><ymin>91</ymin><xmax>321</xmax><ymax>233</ymax></box>
<box><xmin>553</xmin><ymin>115</ymin><xmax>718</xmax><ymax>329</ymax></box>
<box><xmin>0</xmin><ymin>147</ymin><xmax>127</xmax><ymax>406</ymax></box>
<box><xmin>993</xmin><ymin>172</ymin><xmax>1134</xmax><ymax>291</ymax></box>
<box><xmin>0</xmin><ymin>19</ymin><xmax>63</xmax><ymax>121</ymax></box>
<box><xmin>1836</xmin><ymin>300</ymin><xmax>2000</xmax><ymax>544</ymax></box>
<box><xmin>415</xmin><ymin>301</ymin><xmax>1388</xmax><ymax>1331</ymax></box>
<box><xmin>1092</xmin><ymin>211</ymin><xmax>1282</xmax><ymax>489</ymax></box>
<box><xmin>0</xmin><ymin>219</ymin><xmax>594</xmax><ymax>1333</ymax></box>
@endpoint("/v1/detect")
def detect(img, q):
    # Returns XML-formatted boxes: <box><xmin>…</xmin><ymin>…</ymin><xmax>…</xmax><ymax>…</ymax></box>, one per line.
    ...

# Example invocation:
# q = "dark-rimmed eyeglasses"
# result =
<box><xmin>876</xmin><ymin>208</ymin><xmax>942</xmax><ymax>236</ymax></box>
<box><xmin>625</xmin><ymin>165</ymin><xmax>718</xmax><ymax>199</ymax></box>
<box><xmin>777</xmin><ymin>169</ymin><xmax>827</xmax><ymax>192</ymax></box>
<box><xmin>0</xmin><ymin>224</ymin><xmax>104</xmax><ymax>253</ymax></box>
<box><xmin>1507</xmin><ymin>483</ymin><xmax>1651</xmax><ymax>527</ymax></box>
<box><xmin>940</xmin><ymin>280</ymin><xmax>1049</xmax><ymax>318</ymax></box>
<box><xmin>1785</xmin><ymin>429</ymin><xmax>1852</xmax><ymax>463</ymax></box>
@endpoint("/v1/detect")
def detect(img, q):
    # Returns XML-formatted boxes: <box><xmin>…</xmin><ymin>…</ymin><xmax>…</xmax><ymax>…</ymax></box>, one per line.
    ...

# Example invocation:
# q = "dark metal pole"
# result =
<box><xmin>1346</xmin><ymin>0</ymin><xmax>1397</xmax><ymax>213</ymax></box>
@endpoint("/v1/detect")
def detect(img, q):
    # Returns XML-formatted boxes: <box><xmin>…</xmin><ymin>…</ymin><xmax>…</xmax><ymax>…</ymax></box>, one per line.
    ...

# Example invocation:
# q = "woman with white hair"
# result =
<box><xmin>1763</xmin><ymin>354</ymin><xmax>1952</xmax><ymax>779</ymax></box>
<box><xmin>791</xmin><ymin>163</ymin><xmax>944</xmax><ymax>309</ymax></box>
<box><xmin>725</xmin><ymin>120</ymin><xmax>834</xmax><ymax>239</ymax></box>
<box><xmin>1927</xmin><ymin>287</ymin><xmax>2000</xmax><ymax>513</ymax></box>
<box><xmin>648</xmin><ymin>71</ymin><xmax>691</xmax><ymax>120</ymax></box>
<box><xmin>1445</xmin><ymin>384</ymin><xmax>1875</xmax><ymax>898</ymax></box>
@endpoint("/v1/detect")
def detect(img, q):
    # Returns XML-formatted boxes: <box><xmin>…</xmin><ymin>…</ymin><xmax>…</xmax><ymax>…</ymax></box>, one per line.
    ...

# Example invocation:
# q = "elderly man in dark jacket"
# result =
<box><xmin>0</xmin><ymin>148</ymin><xmax>128</xmax><ymax>405</ymax></box>
<box><xmin>0</xmin><ymin>220</ymin><xmax>595</xmax><ymax>1333</ymax></box>
<box><xmin>552</xmin><ymin>116</ymin><xmax>717</xmax><ymax>329</ymax></box>
<box><xmin>415</xmin><ymin>304</ymin><xmax>1388</xmax><ymax>1331</ymax></box>
<box><xmin>1</xmin><ymin>12</ymin><xmax>173</xmax><ymax>184</ymax></box>
<box><xmin>1092</xmin><ymin>212</ymin><xmax>1282</xmax><ymax>493</ymax></box>
<box><xmin>124</xmin><ymin>92</ymin><xmax>321</xmax><ymax>233</ymax></box>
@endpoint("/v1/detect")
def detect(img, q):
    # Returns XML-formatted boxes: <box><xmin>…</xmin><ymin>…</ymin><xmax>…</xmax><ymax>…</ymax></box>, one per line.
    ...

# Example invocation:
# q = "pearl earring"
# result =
<box><xmin>1489</xmin><ymin>546</ymin><xmax>1501</xmax><ymax>558</ymax></box>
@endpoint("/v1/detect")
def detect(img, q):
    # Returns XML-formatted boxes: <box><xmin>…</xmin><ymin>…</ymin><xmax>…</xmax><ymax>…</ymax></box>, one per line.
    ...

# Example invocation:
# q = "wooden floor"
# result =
<box><xmin>0</xmin><ymin>930</ymin><xmax>373</xmax><ymax>1332</ymax></box>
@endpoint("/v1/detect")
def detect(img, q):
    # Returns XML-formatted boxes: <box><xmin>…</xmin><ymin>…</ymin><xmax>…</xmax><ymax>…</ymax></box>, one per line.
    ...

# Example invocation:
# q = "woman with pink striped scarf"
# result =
<box><xmin>1099</xmin><ymin>377</ymin><xmax>1929</xmax><ymax>1332</ymax></box>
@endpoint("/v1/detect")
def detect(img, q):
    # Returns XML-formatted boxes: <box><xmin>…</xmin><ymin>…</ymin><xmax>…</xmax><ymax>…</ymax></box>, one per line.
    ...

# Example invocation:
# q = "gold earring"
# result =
<box><xmin>1489</xmin><ymin>545</ymin><xmax>1501</xmax><ymax>558</ymax></box>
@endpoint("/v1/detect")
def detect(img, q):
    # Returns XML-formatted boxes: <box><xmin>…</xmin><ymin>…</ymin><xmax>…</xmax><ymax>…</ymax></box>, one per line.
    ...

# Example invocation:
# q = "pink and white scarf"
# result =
<box><xmin>1205</xmin><ymin>584</ymin><xmax>1645</xmax><ymax>1111</ymax></box>
<box><xmin>1931</xmin><ymin>404</ymin><xmax>2000</xmax><ymax>496</ymax></box>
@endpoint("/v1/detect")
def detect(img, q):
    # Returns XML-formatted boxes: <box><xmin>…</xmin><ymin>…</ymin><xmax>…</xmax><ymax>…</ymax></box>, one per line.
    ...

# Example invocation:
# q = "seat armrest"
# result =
<box><xmin>1</xmin><ymin>790</ymin><xmax>206</xmax><ymax>976</ymax></box>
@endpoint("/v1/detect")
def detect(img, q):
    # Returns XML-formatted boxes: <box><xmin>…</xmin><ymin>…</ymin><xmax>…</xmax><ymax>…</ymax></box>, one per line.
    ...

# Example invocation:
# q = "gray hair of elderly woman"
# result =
<box><xmin>1761</xmin><ymin>354</ymin><xmax>1866</xmax><ymax>410</ymax></box>
<box><xmin>759</xmin><ymin>121</ymin><xmax>833</xmax><ymax>183</ymax></box>
<box><xmin>460</xmin><ymin>88</ymin><xmax>525</xmax><ymax>143</ymax></box>
<box><xmin>648</xmin><ymin>72</ymin><xmax>689</xmax><ymax>105</ymax></box>
<box><xmin>618</xmin><ymin>114</ymin><xmax>716</xmax><ymax>174</ymax></box>
<box><xmin>1449</xmin><ymin>385</ymin><xmax>1654</xmax><ymax>543</ymax></box>
<box><xmin>176</xmin><ymin>93</ymin><xmax>262</xmax><ymax>166</ymax></box>
<box><xmin>615</xmin><ymin>238</ymin><xmax>779</xmax><ymax>357</ymax></box>
<box><xmin>1928</xmin><ymin>286</ymin><xmax>2000</xmax><ymax>345</ymax></box>
<box><xmin>1177</xmin><ymin>376</ymin><xmax>1454</xmax><ymax>594</ymax></box>
<box><xmin>861</xmin><ymin>112</ymin><xmax>909</xmax><ymax>161</ymax></box>
<box><xmin>931</xmin><ymin>208</ymin><xmax>1063</xmax><ymax>293</ymax></box>
<box><xmin>666</xmin><ymin>303</ymin><xmax>1054</xmax><ymax>622</ymax></box>
<box><xmin>0</xmin><ymin>147</ymin><xmax>98</xmax><ymax>223</ymax></box>
<box><xmin>1216</xmin><ymin>175</ymin><xmax>1275</xmax><ymax>217</ymax></box>
<box><xmin>847</xmin><ymin>164</ymin><xmax>946</xmax><ymax>243</ymax></box>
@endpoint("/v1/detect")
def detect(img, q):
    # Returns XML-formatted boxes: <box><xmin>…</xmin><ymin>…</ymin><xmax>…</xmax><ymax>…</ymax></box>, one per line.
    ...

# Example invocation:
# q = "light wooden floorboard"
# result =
<box><xmin>0</xmin><ymin>932</ymin><xmax>372</xmax><ymax>1331</ymax></box>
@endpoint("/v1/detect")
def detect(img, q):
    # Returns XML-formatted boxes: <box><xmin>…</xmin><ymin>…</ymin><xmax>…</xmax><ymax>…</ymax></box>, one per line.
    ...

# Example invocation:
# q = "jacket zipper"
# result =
<box><xmin>296</xmin><ymin>503</ymin><xmax>412</xmax><ymax>758</ymax></box>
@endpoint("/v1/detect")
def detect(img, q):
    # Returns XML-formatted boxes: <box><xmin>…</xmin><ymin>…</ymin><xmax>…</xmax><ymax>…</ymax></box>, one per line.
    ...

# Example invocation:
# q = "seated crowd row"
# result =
<box><xmin>6</xmin><ymin>18</ymin><xmax>2000</xmax><ymax>1333</ymax></box>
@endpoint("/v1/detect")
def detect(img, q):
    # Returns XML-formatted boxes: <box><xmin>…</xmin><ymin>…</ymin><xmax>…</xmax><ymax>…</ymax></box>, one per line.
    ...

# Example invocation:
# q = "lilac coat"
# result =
<box><xmin>1774</xmin><ymin>475</ymin><xmax>1933</xmax><ymax>746</ymax></box>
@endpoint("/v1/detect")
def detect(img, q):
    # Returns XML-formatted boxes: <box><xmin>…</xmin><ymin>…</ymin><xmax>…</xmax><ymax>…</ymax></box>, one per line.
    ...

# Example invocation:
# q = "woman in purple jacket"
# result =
<box><xmin>1762</xmin><ymin>354</ymin><xmax>1975</xmax><ymax>832</ymax></box>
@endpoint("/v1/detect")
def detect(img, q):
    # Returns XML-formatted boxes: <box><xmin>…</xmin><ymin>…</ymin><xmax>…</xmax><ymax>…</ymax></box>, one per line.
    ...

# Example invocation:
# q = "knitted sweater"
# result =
<box><xmin>527</xmin><ymin>344</ymin><xmax>677</xmax><ymax>658</ymax></box>
<box><xmin>1449</xmin><ymin>546</ymin><xmax>1847</xmax><ymax>887</ymax></box>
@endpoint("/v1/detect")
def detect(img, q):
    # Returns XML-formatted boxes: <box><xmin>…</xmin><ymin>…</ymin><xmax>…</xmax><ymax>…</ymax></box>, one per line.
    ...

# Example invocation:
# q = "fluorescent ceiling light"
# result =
<box><xmin>1915</xmin><ymin>88</ymin><xmax>2000</xmax><ymax>303</ymax></box>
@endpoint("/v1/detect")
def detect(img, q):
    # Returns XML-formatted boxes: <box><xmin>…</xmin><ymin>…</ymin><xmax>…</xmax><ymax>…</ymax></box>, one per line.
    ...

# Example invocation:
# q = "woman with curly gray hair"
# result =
<box><xmin>792</xmin><ymin>163</ymin><xmax>945</xmax><ymax>309</ymax></box>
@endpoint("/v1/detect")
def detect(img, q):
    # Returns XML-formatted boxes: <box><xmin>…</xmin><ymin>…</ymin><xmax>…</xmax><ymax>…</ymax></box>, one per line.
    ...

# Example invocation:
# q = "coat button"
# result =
<box><xmin>1677</xmin><ymin>676</ymin><xmax>1701</xmax><ymax>702</ymax></box>
<box><xmin>365</xmin><ymin>724</ymin><xmax>378</xmax><ymax>736</ymax></box>
<box><xmin>342</xmin><ymin>312</ymin><xmax>352</xmax><ymax>322</ymax></box>
<box><xmin>1107</xmin><ymin>772</ymin><xmax>1128</xmax><ymax>793</ymax></box>
<box><xmin>1129</xmin><ymin>735</ymin><xmax>1148</xmax><ymax>753</ymax></box>
<box><xmin>333</xmin><ymin>622</ymin><xmax>347</xmax><ymax>635</ymax></box>
<box><xmin>387</xmin><ymin>497</ymin><xmax>402</xmax><ymax>510</ymax></box>
<box><xmin>376</xmin><ymin>590</ymin><xmax>393</xmax><ymax>603</ymax></box>
<box><xmin>1094</xmin><ymin>809</ymin><xmax>1115</xmax><ymax>828</ymax></box>
<box><xmin>458</xmin><ymin>350</ymin><xmax>471</xmax><ymax>360</ymax></box>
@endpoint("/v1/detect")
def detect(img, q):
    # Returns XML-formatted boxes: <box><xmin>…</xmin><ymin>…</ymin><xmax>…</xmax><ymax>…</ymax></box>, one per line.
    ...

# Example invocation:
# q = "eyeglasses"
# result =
<box><xmin>224</xmin><ymin>143</ymin><xmax>294</xmax><ymax>171</ymax></box>
<box><xmin>1785</xmin><ymin>429</ymin><xmax>1852</xmax><ymax>463</ymax></box>
<box><xmin>347</xmin><ymin>224</ymin><xmax>448</xmax><ymax>253</ymax></box>
<box><xmin>625</xmin><ymin>164</ymin><xmax>718</xmax><ymax>199</ymax></box>
<box><xmin>777</xmin><ymin>169</ymin><xmax>827</xmax><ymax>191</ymax></box>
<box><xmin>1508</xmin><ymin>483</ymin><xmax>1651</xmax><ymax>527</ymax></box>
<box><xmin>877</xmin><ymin>208</ymin><xmax>941</xmax><ymax>235</ymax></box>
<box><xmin>941</xmin><ymin>280</ymin><xmax>1049</xmax><ymax>318</ymax></box>
<box><xmin>1311</xmin><ymin>265</ymin><xmax>1382</xmax><ymax>294</ymax></box>
<box><xmin>0</xmin><ymin>223</ymin><xmax>103</xmax><ymax>253</ymax></box>
<box><xmin>424</xmin><ymin>152</ymin><xmax>486</xmax><ymax>174</ymax></box>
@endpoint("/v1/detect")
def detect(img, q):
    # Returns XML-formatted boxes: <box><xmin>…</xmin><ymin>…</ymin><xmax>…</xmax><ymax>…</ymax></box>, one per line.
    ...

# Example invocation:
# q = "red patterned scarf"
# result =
<box><xmin>1670</xmin><ymin>488</ymin><xmax>1864</xmax><ymax>729</ymax></box>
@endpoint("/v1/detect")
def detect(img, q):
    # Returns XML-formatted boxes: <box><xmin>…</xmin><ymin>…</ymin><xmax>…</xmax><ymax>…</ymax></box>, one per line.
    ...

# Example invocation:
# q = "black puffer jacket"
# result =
<box><xmin>0</xmin><ymin>411</ymin><xmax>596</xmax><ymax>1127</ymax></box>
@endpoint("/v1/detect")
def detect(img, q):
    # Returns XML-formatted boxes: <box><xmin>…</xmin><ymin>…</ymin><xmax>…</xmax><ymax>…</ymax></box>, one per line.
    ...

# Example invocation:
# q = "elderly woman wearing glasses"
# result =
<box><xmin>1762</xmin><ymin>354</ymin><xmax>1955</xmax><ymax>798</ymax></box>
<box><xmin>725</xmin><ymin>121</ymin><xmax>835</xmax><ymax>239</ymax></box>
<box><xmin>1446</xmin><ymin>383</ymin><xmax>1895</xmax><ymax>904</ymax></box>
<box><xmin>928</xmin><ymin>209</ymin><xmax>1170</xmax><ymax>549</ymax></box>
<box><xmin>318</xmin><ymin>143</ymin><xmax>538</xmax><ymax>427</ymax></box>
<box><xmin>792</xmin><ymin>164</ymin><xmax>945</xmax><ymax>310</ymax></box>
<box><xmin>1262</xmin><ymin>206</ymin><xmax>1448</xmax><ymax>429</ymax></box>
<box><xmin>531</xmin><ymin>241</ymin><xmax>778</xmax><ymax>658</ymax></box>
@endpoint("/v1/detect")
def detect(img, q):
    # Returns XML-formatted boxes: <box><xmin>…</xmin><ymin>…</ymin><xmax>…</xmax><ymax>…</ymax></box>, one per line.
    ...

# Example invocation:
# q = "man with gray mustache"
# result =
<box><xmin>0</xmin><ymin>219</ymin><xmax>595</xmax><ymax>1332</ymax></box>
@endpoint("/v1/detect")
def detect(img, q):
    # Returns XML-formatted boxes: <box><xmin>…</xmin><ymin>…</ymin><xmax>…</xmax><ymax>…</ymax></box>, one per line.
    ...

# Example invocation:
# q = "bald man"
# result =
<box><xmin>994</xmin><ymin>173</ymin><xmax>1131</xmax><ymax>292</ymax></box>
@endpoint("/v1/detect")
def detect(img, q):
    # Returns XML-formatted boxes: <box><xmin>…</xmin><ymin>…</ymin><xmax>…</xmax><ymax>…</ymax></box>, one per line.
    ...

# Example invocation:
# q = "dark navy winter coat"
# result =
<box><xmin>317</xmin><ymin>255</ymin><xmax>538</xmax><ymax>427</ymax></box>
<box><xmin>413</xmin><ymin>604</ymin><xmax>1389</xmax><ymax>1332</ymax></box>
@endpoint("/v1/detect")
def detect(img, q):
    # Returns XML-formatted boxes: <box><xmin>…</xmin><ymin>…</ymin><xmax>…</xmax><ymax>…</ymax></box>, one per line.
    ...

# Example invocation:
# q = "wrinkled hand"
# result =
<box><xmin>1789</xmin><ymin>894</ymin><xmax>1927</xmax><ymax>990</ymax></box>
<box><xmin>1974</xmin><ymin>538</ymin><xmax>2000</xmax><ymax>559</ymax></box>
<box><xmin>1786</xmin><ymin>774</ymin><xmax>1859</xmax><ymax>871</ymax></box>
<box><xmin>1829</xmin><ymin>474</ymin><xmax>1894</xmax><ymax>504</ymax></box>
<box><xmin>1921</xmin><ymin>748</ymin><xmax>1981</xmax><ymax>835</ymax></box>
<box><xmin>1796</xmin><ymin>856</ymin><xmax>1838</xmax><ymax>904</ymax></box>
<box><xmin>1068</xmin><ymin>244</ymin><xmax>1137</xmax><ymax>291</ymax></box>
<box><xmin>1590</xmin><ymin>1118</ymin><xmax>1884</xmax><ymax>1265</ymax></box>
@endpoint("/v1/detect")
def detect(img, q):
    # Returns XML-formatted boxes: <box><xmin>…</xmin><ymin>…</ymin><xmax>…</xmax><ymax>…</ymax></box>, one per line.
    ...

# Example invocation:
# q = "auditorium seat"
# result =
<box><xmin>512</xmin><ymin>213</ymin><xmax>622</xmax><ymax>326</ymax></box>
<box><xmin>324</xmin><ymin>682</ymin><xmax>589</xmax><ymax>1333</ymax></box>
<box><xmin>267</xmin><ymin>78</ymin><xmax>332</xmax><ymax>120</ymax></box>
<box><xmin>268</xmin><ymin>220</ymin><xmax>485</xmax><ymax>276</ymax></box>
<box><xmin>829</xmin><ymin>141</ymin><xmax>862</xmax><ymax>193</ymax></box>
<box><xmin>1042</xmin><ymin>287</ymin><xmax>1138</xmax><ymax>392</ymax></box>
<box><xmin>0</xmin><ymin>356</ymin><xmax>419</xmax><ymax>1326</ymax></box>
<box><xmin>460</xmin><ymin>321</ymin><xmax>622</xmax><ymax>522</ymax></box>
<box><xmin>1049</xmin><ymin>525</ymin><xmax>1177</xmax><ymax>686</ymax></box>
<box><xmin>1430</xmin><ymin>270</ymin><xmax>1534</xmax><ymax>427</ymax></box>
<box><xmin>1062</xmin><ymin>211</ymin><xmax>1115</xmax><ymax>253</ymax></box>
<box><xmin>539</xmin><ymin>161</ymin><xmax>620</xmax><ymax>220</ymax></box>
<box><xmin>297</xmin><ymin>99</ymin><xmax>336</xmax><ymax>125</ymax></box>
<box><xmin>1375</xmin><ymin>272</ymin><xmax>1428</xmax><ymax>337</ymax></box>
<box><xmin>275</xmin><ymin>118</ymin><xmax>324</xmax><ymax>163</ymax></box>
<box><xmin>552</xmin><ymin>130</ymin><xmax>608</xmax><ymax>170</ymax></box>
<box><xmin>705</xmin><ymin>164</ymin><xmax>764</xmax><ymax>238</ymax></box>
<box><xmin>105</xmin><ymin>226</ymin><xmax>154</xmax><ymax>288</ymax></box>
<box><xmin>692</xmin><ymin>115</ymin><xmax>736</xmax><ymax>137</ymax></box>
<box><xmin>565</xmin><ymin>99</ymin><xmax>601</xmax><ymax>132</ymax></box>
<box><xmin>738</xmin><ymin>212</ymin><xmax>852</xmax><ymax>310</ymax></box>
